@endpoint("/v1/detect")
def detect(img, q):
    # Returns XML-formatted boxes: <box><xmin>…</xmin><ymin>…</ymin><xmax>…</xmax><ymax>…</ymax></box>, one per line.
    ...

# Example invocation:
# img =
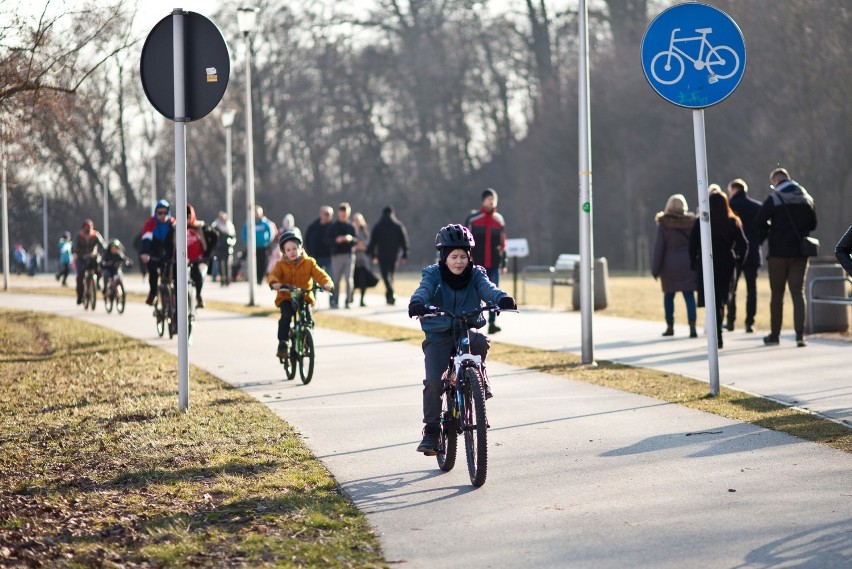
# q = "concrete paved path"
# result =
<box><xmin>2</xmin><ymin>278</ymin><xmax>851</xmax><ymax>568</ymax></box>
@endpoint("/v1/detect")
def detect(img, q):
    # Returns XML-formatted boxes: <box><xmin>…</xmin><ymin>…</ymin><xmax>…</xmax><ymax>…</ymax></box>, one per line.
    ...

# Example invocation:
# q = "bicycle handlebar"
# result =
<box><xmin>419</xmin><ymin>303</ymin><xmax>517</xmax><ymax>321</ymax></box>
<box><xmin>269</xmin><ymin>283</ymin><xmax>330</xmax><ymax>294</ymax></box>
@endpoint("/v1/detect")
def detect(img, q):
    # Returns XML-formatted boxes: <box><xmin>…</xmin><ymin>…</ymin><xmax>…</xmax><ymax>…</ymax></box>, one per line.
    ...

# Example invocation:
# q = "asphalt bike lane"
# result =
<box><xmin>1</xmin><ymin>290</ymin><xmax>850</xmax><ymax>568</ymax></box>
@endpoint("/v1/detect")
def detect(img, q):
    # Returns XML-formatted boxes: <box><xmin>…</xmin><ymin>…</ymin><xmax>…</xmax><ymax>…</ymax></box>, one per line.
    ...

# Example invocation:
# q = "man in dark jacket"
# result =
<box><xmin>303</xmin><ymin>205</ymin><xmax>333</xmax><ymax>275</ymax></box>
<box><xmin>367</xmin><ymin>206</ymin><xmax>410</xmax><ymax>305</ymax></box>
<box><xmin>465</xmin><ymin>188</ymin><xmax>507</xmax><ymax>334</ymax></box>
<box><xmin>754</xmin><ymin>167</ymin><xmax>817</xmax><ymax>347</ymax></box>
<box><xmin>324</xmin><ymin>202</ymin><xmax>357</xmax><ymax>309</ymax></box>
<box><xmin>726</xmin><ymin>178</ymin><xmax>763</xmax><ymax>333</ymax></box>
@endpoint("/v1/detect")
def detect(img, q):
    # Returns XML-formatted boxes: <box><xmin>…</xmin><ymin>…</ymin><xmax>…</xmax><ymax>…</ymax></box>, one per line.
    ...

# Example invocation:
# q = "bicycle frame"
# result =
<box><xmin>665</xmin><ymin>28</ymin><xmax>714</xmax><ymax>68</ymax></box>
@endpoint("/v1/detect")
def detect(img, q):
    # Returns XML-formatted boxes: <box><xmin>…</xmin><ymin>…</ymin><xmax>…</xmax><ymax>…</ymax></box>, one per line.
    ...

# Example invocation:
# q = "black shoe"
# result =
<box><xmin>745</xmin><ymin>324</ymin><xmax>754</xmax><ymax>333</ymax></box>
<box><xmin>488</xmin><ymin>324</ymin><xmax>501</xmax><ymax>334</ymax></box>
<box><xmin>276</xmin><ymin>342</ymin><xmax>288</xmax><ymax>359</ymax></box>
<box><xmin>145</xmin><ymin>292</ymin><xmax>156</xmax><ymax>306</ymax></box>
<box><xmin>796</xmin><ymin>335</ymin><xmax>808</xmax><ymax>347</ymax></box>
<box><xmin>724</xmin><ymin>322</ymin><xmax>735</xmax><ymax>332</ymax></box>
<box><xmin>76</xmin><ymin>297</ymin><xmax>83</xmax><ymax>305</ymax></box>
<box><xmin>662</xmin><ymin>326</ymin><xmax>674</xmax><ymax>337</ymax></box>
<box><xmin>484</xmin><ymin>381</ymin><xmax>494</xmax><ymax>400</ymax></box>
<box><xmin>416</xmin><ymin>424</ymin><xmax>440</xmax><ymax>455</ymax></box>
<box><xmin>763</xmin><ymin>334</ymin><xmax>779</xmax><ymax>346</ymax></box>
<box><xmin>196</xmin><ymin>297</ymin><xmax>204</xmax><ymax>309</ymax></box>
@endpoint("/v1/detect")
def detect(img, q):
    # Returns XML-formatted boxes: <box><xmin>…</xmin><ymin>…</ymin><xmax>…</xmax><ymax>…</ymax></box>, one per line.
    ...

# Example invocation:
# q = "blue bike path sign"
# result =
<box><xmin>641</xmin><ymin>3</ymin><xmax>746</xmax><ymax>109</ymax></box>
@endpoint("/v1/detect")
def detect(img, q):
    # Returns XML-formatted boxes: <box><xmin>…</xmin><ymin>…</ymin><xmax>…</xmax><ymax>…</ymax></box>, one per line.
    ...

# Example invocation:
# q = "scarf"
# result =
<box><xmin>439</xmin><ymin>261</ymin><xmax>473</xmax><ymax>291</ymax></box>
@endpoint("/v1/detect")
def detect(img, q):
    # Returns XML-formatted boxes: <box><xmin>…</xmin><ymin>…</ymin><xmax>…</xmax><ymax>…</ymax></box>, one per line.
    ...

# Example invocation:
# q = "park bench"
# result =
<box><xmin>806</xmin><ymin>274</ymin><xmax>852</xmax><ymax>332</ymax></box>
<box><xmin>521</xmin><ymin>253</ymin><xmax>580</xmax><ymax>307</ymax></box>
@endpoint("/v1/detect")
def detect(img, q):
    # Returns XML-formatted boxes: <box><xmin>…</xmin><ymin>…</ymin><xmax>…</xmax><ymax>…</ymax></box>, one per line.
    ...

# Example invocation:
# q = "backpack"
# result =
<box><xmin>202</xmin><ymin>225</ymin><xmax>219</xmax><ymax>261</ymax></box>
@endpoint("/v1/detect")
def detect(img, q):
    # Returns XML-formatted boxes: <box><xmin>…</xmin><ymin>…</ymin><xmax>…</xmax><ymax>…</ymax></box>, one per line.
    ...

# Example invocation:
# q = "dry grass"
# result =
<box><xmin>0</xmin><ymin>309</ymin><xmax>387</xmax><ymax>568</ymax></box>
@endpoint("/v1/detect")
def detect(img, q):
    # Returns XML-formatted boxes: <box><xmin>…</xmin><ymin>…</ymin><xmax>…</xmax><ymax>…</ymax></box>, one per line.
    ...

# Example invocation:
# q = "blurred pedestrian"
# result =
<box><xmin>465</xmin><ymin>188</ymin><xmax>507</xmax><ymax>334</ymax></box>
<box><xmin>56</xmin><ymin>231</ymin><xmax>72</xmax><ymax>286</ymax></box>
<box><xmin>212</xmin><ymin>211</ymin><xmax>237</xmax><ymax>287</ymax></box>
<box><xmin>242</xmin><ymin>206</ymin><xmax>276</xmax><ymax>285</ymax></box>
<box><xmin>651</xmin><ymin>194</ymin><xmax>698</xmax><ymax>338</ymax></box>
<box><xmin>690</xmin><ymin>187</ymin><xmax>748</xmax><ymax>349</ymax></box>
<box><xmin>325</xmin><ymin>202</ymin><xmax>357</xmax><ymax>309</ymax></box>
<box><xmin>304</xmin><ymin>205</ymin><xmax>333</xmax><ymax>276</ymax></box>
<box><xmin>725</xmin><ymin>178</ymin><xmax>763</xmax><ymax>333</ymax></box>
<box><xmin>351</xmin><ymin>212</ymin><xmax>378</xmax><ymax>307</ymax></box>
<box><xmin>754</xmin><ymin>167</ymin><xmax>817</xmax><ymax>347</ymax></box>
<box><xmin>367</xmin><ymin>205</ymin><xmax>410</xmax><ymax>305</ymax></box>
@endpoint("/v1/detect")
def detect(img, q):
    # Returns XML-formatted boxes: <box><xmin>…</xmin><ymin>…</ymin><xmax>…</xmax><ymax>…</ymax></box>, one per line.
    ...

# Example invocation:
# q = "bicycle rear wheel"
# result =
<box><xmin>104</xmin><ymin>277</ymin><xmax>114</xmax><ymax>313</ymax></box>
<box><xmin>116</xmin><ymin>282</ymin><xmax>126</xmax><ymax>314</ymax></box>
<box><xmin>462</xmin><ymin>367</ymin><xmax>488</xmax><ymax>487</ymax></box>
<box><xmin>299</xmin><ymin>329</ymin><xmax>315</xmax><ymax>384</ymax></box>
<box><xmin>437</xmin><ymin>382</ymin><xmax>458</xmax><ymax>472</ymax></box>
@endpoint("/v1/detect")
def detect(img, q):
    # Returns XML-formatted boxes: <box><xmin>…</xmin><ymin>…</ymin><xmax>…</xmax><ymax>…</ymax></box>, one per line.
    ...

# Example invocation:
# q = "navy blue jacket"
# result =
<box><xmin>410</xmin><ymin>264</ymin><xmax>507</xmax><ymax>338</ymax></box>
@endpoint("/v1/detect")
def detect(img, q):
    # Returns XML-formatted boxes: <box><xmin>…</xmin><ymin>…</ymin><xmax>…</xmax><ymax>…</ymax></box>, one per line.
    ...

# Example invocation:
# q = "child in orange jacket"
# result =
<box><xmin>267</xmin><ymin>230</ymin><xmax>333</xmax><ymax>358</ymax></box>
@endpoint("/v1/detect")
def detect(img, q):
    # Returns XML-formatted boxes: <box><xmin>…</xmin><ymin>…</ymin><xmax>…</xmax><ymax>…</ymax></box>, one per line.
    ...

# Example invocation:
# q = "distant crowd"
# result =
<box><xmin>652</xmin><ymin>166</ymin><xmax>852</xmax><ymax>348</ymax></box>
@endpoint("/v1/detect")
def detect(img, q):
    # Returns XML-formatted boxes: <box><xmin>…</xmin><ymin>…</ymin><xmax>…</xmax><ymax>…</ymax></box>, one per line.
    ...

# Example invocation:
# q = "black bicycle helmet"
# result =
<box><xmin>278</xmin><ymin>229</ymin><xmax>302</xmax><ymax>248</ymax></box>
<box><xmin>435</xmin><ymin>224</ymin><xmax>475</xmax><ymax>250</ymax></box>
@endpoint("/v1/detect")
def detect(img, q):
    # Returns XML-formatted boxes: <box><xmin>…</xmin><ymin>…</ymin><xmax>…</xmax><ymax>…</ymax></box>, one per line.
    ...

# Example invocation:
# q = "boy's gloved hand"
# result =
<box><xmin>408</xmin><ymin>302</ymin><xmax>427</xmax><ymax>318</ymax></box>
<box><xmin>497</xmin><ymin>295</ymin><xmax>517</xmax><ymax>310</ymax></box>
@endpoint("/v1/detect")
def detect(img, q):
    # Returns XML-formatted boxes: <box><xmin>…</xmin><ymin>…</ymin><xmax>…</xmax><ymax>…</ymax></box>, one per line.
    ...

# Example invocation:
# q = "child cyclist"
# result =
<box><xmin>100</xmin><ymin>238</ymin><xmax>132</xmax><ymax>295</ymax></box>
<box><xmin>407</xmin><ymin>224</ymin><xmax>516</xmax><ymax>456</ymax></box>
<box><xmin>267</xmin><ymin>230</ymin><xmax>334</xmax><ymax>359</ymax></box>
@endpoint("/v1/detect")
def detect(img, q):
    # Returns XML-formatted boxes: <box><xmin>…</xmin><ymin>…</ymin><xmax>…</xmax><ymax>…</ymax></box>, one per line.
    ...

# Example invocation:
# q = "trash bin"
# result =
<box><xmin>572</xmin><ymin>257</ymin><xmax>609</xmax><ymax>311</ymax></box>
<box><xmin>805</xmin><ymin>261</ymin><xmax>849</xmax><ymax>333</ymax></box>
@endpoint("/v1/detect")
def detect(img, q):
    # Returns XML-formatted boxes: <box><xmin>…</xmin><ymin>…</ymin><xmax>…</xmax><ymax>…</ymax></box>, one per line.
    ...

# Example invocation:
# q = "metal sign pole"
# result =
<box><xmin>578</xmin><ymin>0</ymin><xmax>595</xmax><ymax>365</ymax></box>
<box><xmin>1</xmin><ymin>131</ymin><xmax>9</xmax><ymax>291</ymax></box>
<box><xmin>42</xmin><ymin>190</ymin><xmax>48</xmax><ymax>273</ymax></box>
<box><xmin>173</xmin><ymin>9</ymin><xmax>190</xmax><ymax>411</ymax></box>
<box><xmin>693</xmin><ymin>109</ymin><xmax>720</xmax><ymax>395</ymax></box>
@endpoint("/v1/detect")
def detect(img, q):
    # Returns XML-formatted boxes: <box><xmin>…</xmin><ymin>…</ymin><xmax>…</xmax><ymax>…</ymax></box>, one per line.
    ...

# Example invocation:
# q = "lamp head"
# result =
<box><xmin>237</xmin><ymin>6</ymin><xmax>260</xmax><ymax>35</ymax></box>
<box><xmin>221</xmin><ymin>109</ymin><xmax>236</xmax><ymax>128</ymax></box>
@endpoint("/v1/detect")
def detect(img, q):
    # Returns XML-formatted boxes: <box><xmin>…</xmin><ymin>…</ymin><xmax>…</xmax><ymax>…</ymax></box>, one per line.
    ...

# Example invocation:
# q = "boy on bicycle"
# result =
<box><xmin>100</xmin><ymin>238</ymin><xmax>132</xmax><ymax>295</ymax></box>
<box><xmin>268</xmin><ymin>230</ymin><xmax>334</xmax><ymax>359</ymax></box>
<box><xmin>408</xmin><ymin>224</ymin><xmax>516</xmax><ymax>455</ymax></box>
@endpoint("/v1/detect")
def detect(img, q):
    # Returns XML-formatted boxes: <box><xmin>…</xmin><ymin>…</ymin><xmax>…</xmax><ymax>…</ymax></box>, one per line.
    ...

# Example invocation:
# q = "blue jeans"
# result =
<box><xmin>664</xmin><ymin>291</ymin><xmax>697</xmax><ymax>325</ymax></box>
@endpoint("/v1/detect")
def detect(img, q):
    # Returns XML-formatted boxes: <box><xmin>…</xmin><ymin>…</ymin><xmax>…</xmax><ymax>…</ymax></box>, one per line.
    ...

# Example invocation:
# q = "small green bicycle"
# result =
<box><xmin>277</xmin><ymin>285</ymin><xmax>325</xmax><ymax>384</ymax></box>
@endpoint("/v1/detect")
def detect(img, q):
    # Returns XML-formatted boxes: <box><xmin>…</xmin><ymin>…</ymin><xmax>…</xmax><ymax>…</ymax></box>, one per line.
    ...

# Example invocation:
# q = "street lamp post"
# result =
<box><xmin>238</xmin><ymin>5</ymin><xmax>259</xmax><ymax>306</ymax></box>
<box><xmin>221</xmin><ymin>109</ymin><xmax>236</xmax><ymax>222</ymax></box>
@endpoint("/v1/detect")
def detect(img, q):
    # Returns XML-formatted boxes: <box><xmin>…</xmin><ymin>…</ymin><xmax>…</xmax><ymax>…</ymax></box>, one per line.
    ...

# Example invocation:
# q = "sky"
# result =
<box><xmin>135</xmin><ymin>0</ymin><xmax>224</xmax><ymax>35</ymax></box>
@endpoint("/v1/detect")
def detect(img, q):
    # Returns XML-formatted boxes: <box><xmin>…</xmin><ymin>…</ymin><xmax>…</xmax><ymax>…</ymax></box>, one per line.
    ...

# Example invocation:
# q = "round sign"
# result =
<box><xmin>640</xmin><ymin>3</ymin><xmax>745</xmax><ymax>109</ymax></box>
<box><xmin>140</xmin><ymin>12</ymin><xmax>230</xmax><ymax>121</ymax></box>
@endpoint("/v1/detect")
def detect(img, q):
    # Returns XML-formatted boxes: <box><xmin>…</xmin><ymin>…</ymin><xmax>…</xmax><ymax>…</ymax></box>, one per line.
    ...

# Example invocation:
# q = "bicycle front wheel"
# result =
<box><xmin>437</xmin><ymin>382</ymin><xmax>458</xmax><ymax>472</ymax></box>
<box><xmin>650</xmin><ymin>50</ymin><xmax>685</xmax><ymax>85</ymax></box>
<box><xmin>116</xmin><ymin>282</ymin><xmax>126</xmax><ymax>314</ymax></box>
<box><xmin>462</xmin><ymin>367</ymin><xmax>488</xmax><ymax>487</ymax></box>
<box><xmin>104</xmin><ymin>278</ymin><xmax>114</xmax><ymax>313</ymax></box>
<box><xmin>299</xmin><ymin>329</ymin><xmax>315</xmax><ymax>384</ymax></box>
<box><xmin>155</xmin><ymin>295</ymin><xmax>166</xmax><ymax>337</ymax></box>
<box><xmin>283</xmin><ymin>328</ymin><xmax>297</xmax><ymax>380</ymax></box>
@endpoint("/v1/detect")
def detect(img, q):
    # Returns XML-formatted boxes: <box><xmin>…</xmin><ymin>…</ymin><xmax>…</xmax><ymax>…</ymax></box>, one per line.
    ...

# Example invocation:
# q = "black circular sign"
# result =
<box><xmin>140</xmin><ymin>11</ymin><xmax>230</xmax><ymax>122</ymax></box>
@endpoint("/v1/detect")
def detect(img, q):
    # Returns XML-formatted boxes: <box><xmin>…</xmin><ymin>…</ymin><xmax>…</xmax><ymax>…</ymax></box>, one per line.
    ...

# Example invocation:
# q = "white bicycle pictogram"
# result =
<box><xmin>651</xmin><ymin>27</ymin><xmax>740</xmax><ymax>85</ymax></box>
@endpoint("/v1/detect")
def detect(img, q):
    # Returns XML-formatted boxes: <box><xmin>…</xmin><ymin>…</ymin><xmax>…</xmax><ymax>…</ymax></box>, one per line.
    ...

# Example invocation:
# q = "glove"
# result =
<box><xmin>497</xmin><ymin>296</ymin><xmax>517</xmax><ymax>310</ymax></box>
<box><xmin>408</xmin><ymin>302</ymin><xmax>428</xmax><ymax>318</ymax></box>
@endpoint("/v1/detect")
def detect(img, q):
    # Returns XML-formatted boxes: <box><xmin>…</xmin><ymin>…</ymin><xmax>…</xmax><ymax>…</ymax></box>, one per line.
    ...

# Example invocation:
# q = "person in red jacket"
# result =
<box><xmin>186</xmin><ymin>204</ymin><xmax>209</xmax><ymax>308</ymax></box>
<box><xmin>465</xmin><ymin>188</ymin><xmax>507</xmax><ymax>334</ymax></box>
